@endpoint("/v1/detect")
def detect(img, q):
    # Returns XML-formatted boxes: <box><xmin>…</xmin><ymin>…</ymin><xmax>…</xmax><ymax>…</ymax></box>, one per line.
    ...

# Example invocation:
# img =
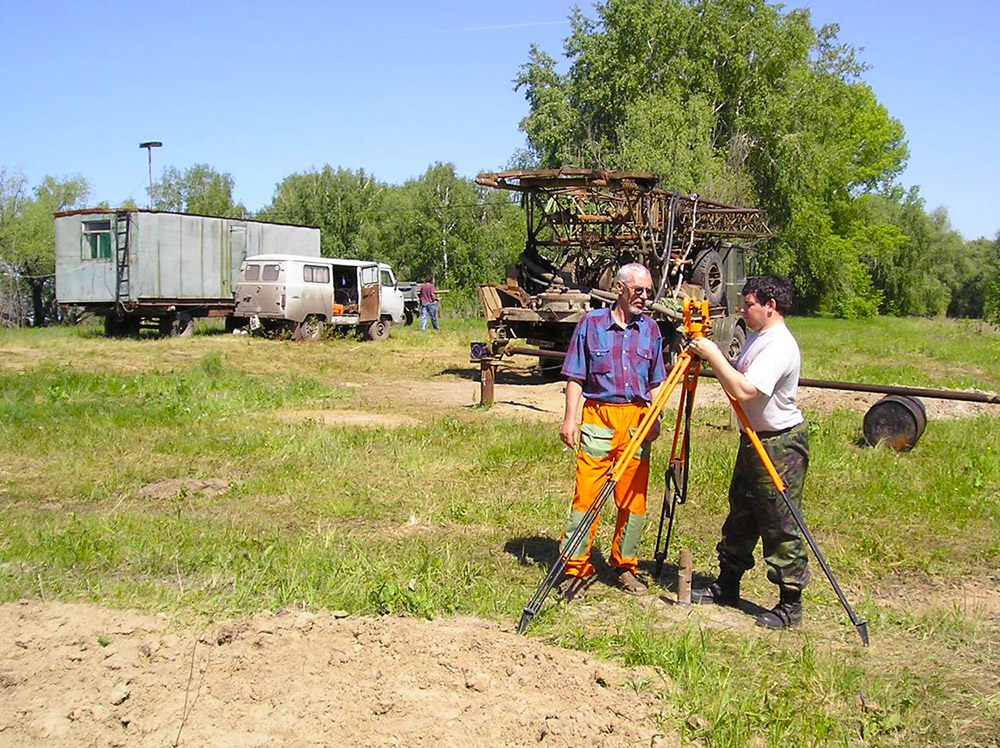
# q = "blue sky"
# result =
<box><xmin>1</xmin><ymin>0</ymin><xmax>996</xmax><ymax>240</ymax></box>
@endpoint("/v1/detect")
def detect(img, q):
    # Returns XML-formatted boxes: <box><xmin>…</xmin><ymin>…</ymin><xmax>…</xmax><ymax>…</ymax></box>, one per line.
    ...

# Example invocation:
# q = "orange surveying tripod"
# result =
<box><xmin>517</xmin><ymin>299</ymin><xmax>869</xmax><ymax>646</ymax></box>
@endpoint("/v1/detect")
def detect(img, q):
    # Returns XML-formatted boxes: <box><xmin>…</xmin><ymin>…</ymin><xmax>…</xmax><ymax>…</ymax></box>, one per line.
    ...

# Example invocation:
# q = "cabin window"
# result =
<box><xmin>303</xmin><ymin>264</ymin><xmax>331</xmax><ymax>284</ymax></box>
<box><xmin>82</xmin><ymin>220</ymin><xmax>112</xmax><ymax>260</ymax></box>
<box><xmin>380</xmin><ymin>269</ymin><xmax>394</xmax><ymax>287</ymax></box>
<box><xmin>243</xmin><ymin>264</ymin><xmax>260</xmax><ymax>281</ymax></box>
<box><xmin>262</xmin><ymin>264</ymin><xmax>280</xmax><ymax>282</ymax></box>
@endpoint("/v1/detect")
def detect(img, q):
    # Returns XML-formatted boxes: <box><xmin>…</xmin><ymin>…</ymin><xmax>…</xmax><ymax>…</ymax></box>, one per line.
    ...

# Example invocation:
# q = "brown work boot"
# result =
<box><xmin>558</xmin><ymin>575</ymin><xmax>588</xmax><ymax>603</ymax></box>
<box><xmin>613</xmin><ymin>569</ymin><xmax>648</xmax><ymax>596</ymax></box>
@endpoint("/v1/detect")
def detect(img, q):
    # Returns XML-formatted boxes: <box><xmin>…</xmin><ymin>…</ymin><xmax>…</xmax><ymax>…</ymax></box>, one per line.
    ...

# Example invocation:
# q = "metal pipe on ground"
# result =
<box><xmin>503</xmin><ymin>346</ymin><xmax>1000</xmax><ymax>405</ymax></box>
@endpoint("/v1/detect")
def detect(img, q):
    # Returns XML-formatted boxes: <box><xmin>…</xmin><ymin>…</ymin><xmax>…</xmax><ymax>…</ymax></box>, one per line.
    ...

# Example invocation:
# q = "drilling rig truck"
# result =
<box><xmin>472</xmin><ymin>168</ymin><xmax>772</xmax><ymax>374</ymax></box>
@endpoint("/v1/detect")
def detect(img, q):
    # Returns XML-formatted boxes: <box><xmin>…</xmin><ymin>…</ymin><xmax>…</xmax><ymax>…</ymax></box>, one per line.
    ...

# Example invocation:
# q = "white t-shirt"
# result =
<box><xmin>735</xmin><ymin>322</ymin><xmax>803</xmax><ymax>432</ymax></box>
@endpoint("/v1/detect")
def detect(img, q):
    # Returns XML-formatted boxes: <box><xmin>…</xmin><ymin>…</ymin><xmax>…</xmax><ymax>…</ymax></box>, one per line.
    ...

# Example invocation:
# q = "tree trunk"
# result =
<box><xmin>30</xmin><ymin>278</ymin><xmax>45</xmax><ymax>327</ymax></box>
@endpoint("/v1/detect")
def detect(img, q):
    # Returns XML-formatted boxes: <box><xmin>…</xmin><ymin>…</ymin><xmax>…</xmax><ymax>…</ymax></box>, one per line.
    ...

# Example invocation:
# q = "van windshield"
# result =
<box><xmin>262</xmin><ymin>264</ymin><xmax>280</xmax><ymax>282</ymax></box>
<box><xmin>244</xmin><ymin>264</ymin><xmax>260</xmax><ymax>281</ymax></box>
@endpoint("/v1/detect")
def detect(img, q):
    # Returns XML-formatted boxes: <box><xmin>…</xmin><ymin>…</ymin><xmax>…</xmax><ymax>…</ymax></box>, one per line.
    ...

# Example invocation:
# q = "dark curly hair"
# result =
<box><xmin>743</xmin><ymin>275</ymin><xmax>793</xmax><ymax>315</ymax></box>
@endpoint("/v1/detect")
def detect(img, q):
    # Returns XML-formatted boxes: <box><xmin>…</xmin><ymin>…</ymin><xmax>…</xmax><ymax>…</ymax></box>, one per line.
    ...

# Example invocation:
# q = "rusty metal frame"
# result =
<box><xmin>477</xmin><ymin>168</ymin><xmax>771</xmax><ymax>299</ymax></box>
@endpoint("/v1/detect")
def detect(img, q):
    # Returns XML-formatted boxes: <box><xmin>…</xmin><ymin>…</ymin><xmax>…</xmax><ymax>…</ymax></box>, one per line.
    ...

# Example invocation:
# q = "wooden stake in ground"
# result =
<box><xmin>677</xmin><ymin>549</ymin><xmax>692</xmax><ymax>605</ymax></box>
<box><xmin>479</xmin><ymin>359</ymin><xmax>495</xmax><ymax>405</ymax></box>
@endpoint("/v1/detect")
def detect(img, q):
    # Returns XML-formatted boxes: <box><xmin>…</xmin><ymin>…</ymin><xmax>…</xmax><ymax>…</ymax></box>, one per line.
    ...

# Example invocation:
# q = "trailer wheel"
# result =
<box><xmin>104</xmin><ymin>315</ymin><xmax>123</xmax><ymax>338</ymax></box>
<box><xmin>161</xmin><ymin>312</ymin><xmax>194</xmax><ymax>337</ymax></box>
<box><xmin>366</xmin><ymin>319</ymin><xmax>391</xmax><ymax>341</ymax></box>
<box><xmin>690</xmin><ymin>249</ymin><xmax>724</xmax><ymax>306</ymax></box>
<box><xmin>293</xmin><ymin>317</ymin><xmax>324</xmax><ymax>342</ymax></box>
<box><xmin>177</xmin><ymin>312</ymin><xmax>195</xmax><ymax>337</ymax></box>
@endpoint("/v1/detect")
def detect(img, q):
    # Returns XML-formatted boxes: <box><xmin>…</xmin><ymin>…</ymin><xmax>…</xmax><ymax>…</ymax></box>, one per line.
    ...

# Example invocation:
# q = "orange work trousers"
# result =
<box><xmin>560</xmin><ymin>401</ymin><xmax>651</xmax><ymax>578</ymax></box>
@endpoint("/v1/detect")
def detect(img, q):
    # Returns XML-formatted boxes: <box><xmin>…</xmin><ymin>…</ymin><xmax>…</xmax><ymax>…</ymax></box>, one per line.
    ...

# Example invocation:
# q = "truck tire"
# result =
<box><xmin>727</xmin><ymin>324</ymin><xmax>746</xmax><ymax>362</ymax></box>
<box><xmin>404</xmin><ymin>308</ymin><xmax>414</xmax><ymax>327</ymax></box>
<box><xmin>366</xmin><ymin>319</ymin><xmax>391</xmax><ymax>341</ymax></box>
<box><xmin>690</xmin><ymin>249</ymin><xmax>724</xmax><ymax>306</ymax></box>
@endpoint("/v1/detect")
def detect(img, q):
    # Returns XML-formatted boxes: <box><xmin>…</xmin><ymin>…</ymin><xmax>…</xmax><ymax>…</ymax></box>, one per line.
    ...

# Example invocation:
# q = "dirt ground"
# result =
<box><xmin>4</xmin><ymin>353</ymin><xmax>997</xmax><ymax>747</ymax></box>
<box><xmin>362</xmin><ymin>362</ymin><xmax>996</xmax><ymax>424</ymax></box>
<box><xmin>0</xmin><ymin>601</ymin><xmax>672</xmax><ymax>748</ymax></box>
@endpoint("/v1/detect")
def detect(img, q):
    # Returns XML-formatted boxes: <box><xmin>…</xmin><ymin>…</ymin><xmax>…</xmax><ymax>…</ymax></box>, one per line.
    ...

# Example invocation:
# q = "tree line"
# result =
<box><xmin>514</xmin><ymin>0</ymin><xmax>998</xmax><ymax>320</ymax></box>
<box><xmin>1</xmin><ymin>0</ymin><xmax>998</xmax><ymax>326</ymax></box>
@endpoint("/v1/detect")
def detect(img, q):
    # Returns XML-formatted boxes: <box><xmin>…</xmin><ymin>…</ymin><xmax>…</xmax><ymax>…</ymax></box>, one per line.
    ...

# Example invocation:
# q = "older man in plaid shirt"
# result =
<box><xmin>557</xmin><ymin>263</ymin><xmax>668</xmax><ymax>601</ymax></box>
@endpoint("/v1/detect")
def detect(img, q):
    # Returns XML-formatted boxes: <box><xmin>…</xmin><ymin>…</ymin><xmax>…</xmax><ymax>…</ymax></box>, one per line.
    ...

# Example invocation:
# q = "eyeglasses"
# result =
<box><xmin>627</xmin><ymin>285</ymin><xmax>653</xmax><ymax>298</ymax></box>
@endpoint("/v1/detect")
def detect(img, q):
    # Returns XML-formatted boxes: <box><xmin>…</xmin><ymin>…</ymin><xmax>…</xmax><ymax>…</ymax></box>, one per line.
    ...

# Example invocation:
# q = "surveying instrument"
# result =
<box><xmin>516</xmin><ymin>299</ymin><xmax>869</xmax><ymax>646</ymax></box>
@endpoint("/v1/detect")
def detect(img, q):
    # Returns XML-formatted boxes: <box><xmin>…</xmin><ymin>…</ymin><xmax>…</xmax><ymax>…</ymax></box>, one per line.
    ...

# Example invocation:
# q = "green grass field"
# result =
<box><xmin>1</xmin><ymin>315</ymin><xmax>998</xmax><ymax>747</ymax></box>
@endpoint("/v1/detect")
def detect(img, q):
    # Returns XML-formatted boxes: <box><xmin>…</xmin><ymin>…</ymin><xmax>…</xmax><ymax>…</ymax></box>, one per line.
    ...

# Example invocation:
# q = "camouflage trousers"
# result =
<box><xmin>717</xmin><ymin>421</ymin><xmax>810</xmax><ymax>592</ymax></box>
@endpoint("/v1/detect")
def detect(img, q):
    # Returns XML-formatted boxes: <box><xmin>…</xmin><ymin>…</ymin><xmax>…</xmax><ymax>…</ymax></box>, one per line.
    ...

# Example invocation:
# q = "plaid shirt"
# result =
<box><xmin>561</xmin><ymin>308</ymin><xmax>667</xmax><ymax>404</ymax></box>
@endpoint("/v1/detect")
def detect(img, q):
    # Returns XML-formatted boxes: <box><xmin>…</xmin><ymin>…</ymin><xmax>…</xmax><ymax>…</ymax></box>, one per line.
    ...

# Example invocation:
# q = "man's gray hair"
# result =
<box><xmin>616</xmin><ymin>263</ymin><xmax>651</xmax><ymax>285</ymax></box>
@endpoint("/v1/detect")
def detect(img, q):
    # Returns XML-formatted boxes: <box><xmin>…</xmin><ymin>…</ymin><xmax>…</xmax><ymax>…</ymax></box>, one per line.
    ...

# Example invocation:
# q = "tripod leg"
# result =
<box><xmin>721</xmin><ymin>390</ymin><xmax>869</xmax><ymax>646</ymax></box>
<box><xmin>653</xmin><ymin>380</ymin><xmax>689</xmax><ymax>578</ymax></box>
<box><xmin>657</xmin><ymin>492</ymin><xmax>679</xmax><ymax>579</ymax></box>
<box><xmin>517</xmin><ymin>479</ymin><xmax>615</xmax><ymax>634</ymax></box>
<box><xmin>519</xmin><ymin>352</ymin><xmax>696</xmax><ymax>634</ymax></box>
<box><xmin>654</xmin><ymin>362</ymin><xmax>701</xmax><ymax>579</ymax></box>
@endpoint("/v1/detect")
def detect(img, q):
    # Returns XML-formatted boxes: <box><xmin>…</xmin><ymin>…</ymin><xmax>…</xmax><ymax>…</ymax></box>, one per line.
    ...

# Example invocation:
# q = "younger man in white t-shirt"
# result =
<box><xmin>688</xmin><ymin>275</ymin><xmax>810</xmax><ymax>629</ymax></box>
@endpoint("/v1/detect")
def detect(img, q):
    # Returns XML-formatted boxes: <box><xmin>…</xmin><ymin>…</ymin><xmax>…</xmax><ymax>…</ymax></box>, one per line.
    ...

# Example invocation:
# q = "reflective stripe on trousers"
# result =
<box><xmin>560</xmin><ymin>401</ymin><xmax>651</xmax><ymax>578</ymax></box>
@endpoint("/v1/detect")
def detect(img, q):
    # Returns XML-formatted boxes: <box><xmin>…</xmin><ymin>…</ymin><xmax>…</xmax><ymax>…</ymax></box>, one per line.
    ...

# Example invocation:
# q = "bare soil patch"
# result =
<box><xmin>365</xmin><ymin>373</ymin><xmax>995</xmax><ymax>425</ymax></box>
<box><xmin>274</xmin><ymin>409</ymin><xmax>422</xmax><ymax>429</ymax></box>
<box><xmin>0</xmin><ymin>601</ymin><xmax>672</xmax><ymax>748</ymax></box>
<box><xmin>871</xmin><ymin>575</ymin><xmax>1000</xmax><ymax>619</ymax></box>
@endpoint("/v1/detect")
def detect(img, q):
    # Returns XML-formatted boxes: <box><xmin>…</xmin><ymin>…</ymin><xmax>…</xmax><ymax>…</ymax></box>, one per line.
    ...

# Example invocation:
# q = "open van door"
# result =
<box><xmin>359</xmin><ymin>263</ymin><xmax>380</xmax><ymax>323</ymax></box>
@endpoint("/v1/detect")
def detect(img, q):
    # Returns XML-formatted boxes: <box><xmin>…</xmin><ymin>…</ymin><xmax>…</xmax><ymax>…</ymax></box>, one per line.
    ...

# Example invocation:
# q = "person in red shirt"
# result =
<box><xmin>418</xmin><ymin>276</ymin><xmax>439</xmax><ymax>331</ymax></box>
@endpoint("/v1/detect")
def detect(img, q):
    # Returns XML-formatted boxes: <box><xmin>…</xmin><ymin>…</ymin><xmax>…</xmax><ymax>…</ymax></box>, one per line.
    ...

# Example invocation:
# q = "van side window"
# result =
<box><xmin>361</xmin><ymin>266</ymin><xmax>378</xmax><ymax>285</ymax></box>
<box><xmin>262</xmin><ymin>264</ymin><xmax>280</xmax><ymax>282</ymax></box>
<box><xmin>380</xmin><ymin>269</ymin><xmax>394</xmax><ymax>287</ymax></box>
<box><xmin>304</xmin><ymin>265</ymin><xmax>331</xmax><ymax>284</ymax></box>
<box><xmin>244</xmin><ymin>264</ymin><xmax>260</xmax><ymax>281</ymax></box>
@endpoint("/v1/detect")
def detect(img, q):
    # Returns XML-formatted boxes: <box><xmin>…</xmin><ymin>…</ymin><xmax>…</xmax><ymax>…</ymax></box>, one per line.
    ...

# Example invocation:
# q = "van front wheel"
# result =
<box><xmin>366</xmin><ymin>319</ymin><xmax>391</xmax><ymax>341</ymax></box>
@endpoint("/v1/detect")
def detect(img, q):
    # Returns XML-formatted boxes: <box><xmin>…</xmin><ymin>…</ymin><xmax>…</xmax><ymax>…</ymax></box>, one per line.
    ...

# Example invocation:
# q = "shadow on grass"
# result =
<box><xmin>507</xmin><ymin>536</ymin><xmax>772</xmax><ymax>618</ymax></box>
<box><xmin>442</xmin><ymin>366</ymin><xmax>560</xmax><ymax>387</ymax></box>
<box><xmin>640</xmin><ymin>560</ymin><xmax>771</xmax><ymax>617</ymax></box>
<box><xmin>503</xmin><ymin>536</ymin><xmax>612</xmax><ymax>574</ymax></box>
<box><xmin>504</xmin><ymin>536</ymin><xmax>559</xmax><ymax>569</ymax></box>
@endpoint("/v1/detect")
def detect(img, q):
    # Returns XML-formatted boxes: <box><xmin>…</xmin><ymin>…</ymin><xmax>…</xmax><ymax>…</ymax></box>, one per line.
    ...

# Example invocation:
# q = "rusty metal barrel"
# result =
<box><xmin>863</xmin><ymin>395</ymin><xmax>927</xmax><ymax>451</ymax></box>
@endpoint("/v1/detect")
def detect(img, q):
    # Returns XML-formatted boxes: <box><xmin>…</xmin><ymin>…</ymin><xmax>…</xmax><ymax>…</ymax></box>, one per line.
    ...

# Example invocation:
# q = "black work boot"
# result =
<box><xmin>756</xmin><ymin>588</ymin><xmax>802</xmax><ymax>629</ymax></box>
<box><xmin>690</xmin><ymin>567</ymin><xmax>741</xmax><ymax>606</ymax></box>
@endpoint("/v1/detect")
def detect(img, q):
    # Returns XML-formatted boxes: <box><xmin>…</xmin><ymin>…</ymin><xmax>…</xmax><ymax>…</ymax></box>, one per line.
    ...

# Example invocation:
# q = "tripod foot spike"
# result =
<box><xmin>856</xmin><ymin>620</ymin><xmax>869</xmax><ymax>647</ymax></box>
<box><xmin>517</xmin><ymin>610</ymin><xmax>533</xmax><ymax>635</ymax></box>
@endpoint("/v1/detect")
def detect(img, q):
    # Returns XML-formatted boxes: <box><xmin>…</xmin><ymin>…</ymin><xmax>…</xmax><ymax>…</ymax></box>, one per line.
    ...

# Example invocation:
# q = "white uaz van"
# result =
<box><xmin>234</xmin><ymin>254</ymin><xmax>406</xmax><ymax>340</ymax></box>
